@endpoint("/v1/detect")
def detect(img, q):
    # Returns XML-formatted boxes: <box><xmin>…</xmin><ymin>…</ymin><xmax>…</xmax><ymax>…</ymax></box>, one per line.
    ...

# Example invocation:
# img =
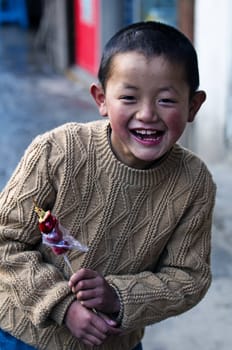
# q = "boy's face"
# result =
<box><xmin>91</xmin><ymin>52</ymin><xmax>205</xmax><ymax>169</ymax></box>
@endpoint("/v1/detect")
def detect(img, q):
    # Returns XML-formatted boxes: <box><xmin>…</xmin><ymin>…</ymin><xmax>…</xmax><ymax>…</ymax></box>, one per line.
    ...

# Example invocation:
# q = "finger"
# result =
<box><xmin>77</xmin><ymin>268</ymin><xmax>98</xmax><ymax>279</ymax></box>
<box><xmin>81</xmin><ymin>337</ymin><xmax>97</xmax><ymax>347</ymax></box>
<box><xmin>81</xmin><ymin>326</ymin><xmax>107</xmax><ymax>346</ymax></box>
<box><xmin>83</xmin><ymin>318</ymin><xmax>122</xmax><ymax>347</ymax></box>
<box><xmin>98</xmin><ymin>313</ymin><xmax>118</xmax><ymax>327</ymax></box>
<box><xmin>78</xmin><ymin>314</ymin><xmax>108</xmax><ymax>346</ymax></box>
<box><xmin>72</xmin><ymin>278</ymin><xmax>100</xmax><ymax>294</ymax></box>
<box><xmin>90</xmin><ymin>313</ymin><xmax>112</xmax><ymax>335</ymax></box>
<box><xmin>91</xmin><ymin>313</ymin><xmax>122</xmax><ymax>336</ymax></box>
<box><xmin>107</xmin><ymin>326</ymin><xmax>123</xmax><ymax>335</ymax></box>
<box><xmin>76</xmin><ymin>286</ymin><xmax>99</xmax><ymax>300</ymax></box>
<box><xmin>68</xmin><ymin>272</ymin><xmax>81</xmax><ymax>288</ymax></box>
<box><xmin>68</xmin><ymin>271</ymin><xmax>85</xmax><ymax>287</ymax></box>
<box><xmin>69</xmin><ymin>268</ymin><xmax>97</xmax><ymax>287</ymax></box>
<box><xmin>98</xmin><ymin>314</ymin><xmax>123</xmax><ymax>335</ymax></box>
<box><xmin>78</xmin><ymin>298</ymin><xmax>99</xmax><ymax>310</ymax></box>
<box><xmin>81</xmin><ymin>332</ymin><xmax>105</xmax><ymax>347</ymax></box>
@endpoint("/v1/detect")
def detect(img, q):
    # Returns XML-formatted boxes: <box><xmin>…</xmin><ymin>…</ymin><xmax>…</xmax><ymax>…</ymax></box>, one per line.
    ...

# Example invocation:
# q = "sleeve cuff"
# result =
<box><xmin>109</xmin><ymin>283</ymin><xmax>124</xmax><ymax>324</ymax></box>
<box><xmin>50</xmin><ymin>293</ymin><xmax>76</xmax><ymax>326</ymax></box>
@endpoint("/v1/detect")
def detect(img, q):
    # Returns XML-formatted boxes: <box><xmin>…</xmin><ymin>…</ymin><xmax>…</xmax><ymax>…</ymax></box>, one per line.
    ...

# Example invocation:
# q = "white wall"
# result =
<box><xmin>194</xmin><ymin>0</ymin><xmax>232</xmax><ymax>163</ymax></box>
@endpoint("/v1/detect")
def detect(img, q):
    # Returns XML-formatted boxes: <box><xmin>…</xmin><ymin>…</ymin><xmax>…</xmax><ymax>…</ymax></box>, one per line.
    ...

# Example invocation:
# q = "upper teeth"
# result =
<box><xmin>135</xmin><ymin>130</ymin><xmax>157</xmax><ymax>135</ymax></box>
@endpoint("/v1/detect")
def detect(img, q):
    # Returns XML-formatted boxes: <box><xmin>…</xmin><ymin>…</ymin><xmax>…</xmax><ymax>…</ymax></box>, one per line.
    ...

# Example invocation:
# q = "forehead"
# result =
<box><xmin>108</xmin><ymin>52</ymin><xmax>186</xmax><ymax>84</ymax></box>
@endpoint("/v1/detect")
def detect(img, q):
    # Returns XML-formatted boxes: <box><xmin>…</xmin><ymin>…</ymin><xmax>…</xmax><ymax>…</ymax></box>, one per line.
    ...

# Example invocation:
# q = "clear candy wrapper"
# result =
<box><xmin>42</xmin><ymin>223</ymin><xmax>88</xmax><ymax>254</ymax></box>
<box><xmin>34</xmin><ymin>203</ymin><xmax>88</xmax><ymax>273</ymax></box>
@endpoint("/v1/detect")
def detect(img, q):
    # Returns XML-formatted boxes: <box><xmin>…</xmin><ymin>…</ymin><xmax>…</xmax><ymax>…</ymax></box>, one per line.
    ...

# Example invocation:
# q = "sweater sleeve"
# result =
<box><xmin>106</xmin><ymin>171</ymin><xmax>216</xmax><ymax>330</ymax></box>
<box><xmin>0</xmin><ymin>133</ymin><xmax>74</xmax><ymax>328</ymax></box>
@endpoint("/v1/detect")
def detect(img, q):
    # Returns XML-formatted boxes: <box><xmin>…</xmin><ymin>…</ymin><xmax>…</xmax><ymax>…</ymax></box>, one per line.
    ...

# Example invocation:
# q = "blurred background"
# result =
<box><xmin>0</xmin><ymin>1</ymin><xmax>231</xmax><ymax>349</ymax></box>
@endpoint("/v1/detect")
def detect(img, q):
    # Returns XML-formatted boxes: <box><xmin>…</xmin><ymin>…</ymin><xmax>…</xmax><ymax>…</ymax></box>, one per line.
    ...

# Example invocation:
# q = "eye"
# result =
<box><xmin>120</xmin><ymin>95</ymin><xmax>136</xmax><ymax>102</ymax></box>
<box><xmin>158</xmin><ymin>98</ymin><xmax>176</xmax><ymax>105</ymax></box>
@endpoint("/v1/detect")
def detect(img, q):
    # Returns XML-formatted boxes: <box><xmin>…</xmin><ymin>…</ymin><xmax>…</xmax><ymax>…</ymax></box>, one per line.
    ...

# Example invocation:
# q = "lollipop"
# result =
<box><xmin>34</xmin><ymin>203</ymin><xmax>88</xmax><ymax>272</ymax></box>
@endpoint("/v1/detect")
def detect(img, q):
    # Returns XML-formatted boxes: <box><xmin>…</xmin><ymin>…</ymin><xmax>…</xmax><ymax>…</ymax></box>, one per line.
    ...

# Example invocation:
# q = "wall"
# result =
<box><xmin>35</xmin><ymin>0</ymin><xmax>68</xmax><ymax>72</ymax></box>
<box><xmin>53</xmin><ymin>0</ymin><xmax>69</xmax><ymax>71</ymax></box>
<box><xmin>100</xmin><ymin>0</ymin><xmax>124</xmax><ymax>51</ymax></box>
<box><xmin>194</xmin><ymin>0</ymin><xmax>232</xmax><ymax>163</ymax></box>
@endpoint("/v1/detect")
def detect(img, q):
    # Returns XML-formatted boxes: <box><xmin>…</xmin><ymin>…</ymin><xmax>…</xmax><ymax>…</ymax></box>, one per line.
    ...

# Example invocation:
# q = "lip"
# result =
<box><xmin>130</xmin><ymin>128</ymin><xmax>164</xmax><ymax>146</ymax></box>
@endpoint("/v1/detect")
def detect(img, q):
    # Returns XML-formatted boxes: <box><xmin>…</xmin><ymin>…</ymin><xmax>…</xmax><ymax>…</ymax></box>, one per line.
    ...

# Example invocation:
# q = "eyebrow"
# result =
<box><xmin>122</xmin><ymin>83</ymin><xmax>139</xmax><ymax>90</ymax></box>
<box><xmin>122</xmin><ymin>83</ymin><xmax>179</xmax><ymax>95</ymax></box>
<box><xmin>158</xmin><ymin>86</ymin><xmax>175</xmax><ymax>92</ymax></box>
<box><xmin>157</xmin><ymin>86</ymin><xmax>181</xmax><ymax>95</ymax></box>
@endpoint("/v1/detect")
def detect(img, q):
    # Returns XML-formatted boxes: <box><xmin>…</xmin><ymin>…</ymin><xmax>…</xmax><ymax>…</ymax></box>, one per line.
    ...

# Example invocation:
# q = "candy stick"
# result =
<box><xmin>33</xmin><ymin>203</ymin><xmax>102</xmax><ymax>315</ymax></box>
<box><xmin>63</xmin><ymin>254</ymin><xmax>74</xmax><ymax>274</ymax></box>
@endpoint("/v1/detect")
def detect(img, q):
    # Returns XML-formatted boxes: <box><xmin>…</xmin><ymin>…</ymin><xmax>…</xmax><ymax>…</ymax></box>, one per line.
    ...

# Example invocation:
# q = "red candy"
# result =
<box><xmin>34</xmin><ymin>204</ymin><xmax>68</xmax><ymax>254</ymax></box>
<box><xmin>52</xmin><ymin>240</ymin><xmax>69</xmax><ymax>255</ymax></box>
<box><xmin>38</xmin><ymin>211</ymin><xmax>57</xmax><ymax>234</ymax></box>
<box><xmin>34</xmin><ymin>201</ymin><xmax>88</xmax><ymax>269</ymax></box>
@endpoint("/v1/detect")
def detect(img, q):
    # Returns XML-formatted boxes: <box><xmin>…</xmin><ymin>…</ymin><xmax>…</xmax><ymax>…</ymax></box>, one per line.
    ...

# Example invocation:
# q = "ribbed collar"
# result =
<box><xmin>92</xmin><ymin>121</ymin><xmax>184</xmax><ymax>187</ymax></box>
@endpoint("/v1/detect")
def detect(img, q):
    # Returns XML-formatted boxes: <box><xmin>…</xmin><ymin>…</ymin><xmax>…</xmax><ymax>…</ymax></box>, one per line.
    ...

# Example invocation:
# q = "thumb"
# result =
<box><xmin>99</xmin><ymin>313</ymin><xmax>118</xmax><ymax>327</ymax></box>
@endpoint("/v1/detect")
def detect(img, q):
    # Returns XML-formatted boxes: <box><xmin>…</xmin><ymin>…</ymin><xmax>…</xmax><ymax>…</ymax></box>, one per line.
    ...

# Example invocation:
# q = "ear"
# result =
<box><xmin>90</xmin><ymin>83</ymin><xmax>108</xmax><ymax>116</ymax></box>
<box><xmin>188</xmin><ymin>90</ymin><xmax>206</xmax><ymax>122</ymax></box>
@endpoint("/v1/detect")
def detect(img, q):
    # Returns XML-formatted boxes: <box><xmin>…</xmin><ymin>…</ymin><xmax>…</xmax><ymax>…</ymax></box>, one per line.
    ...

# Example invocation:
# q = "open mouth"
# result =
<box><xmin>131</xmin><ymin>129</ymin><xmax>164</xmax><ymax>141</ymax></box>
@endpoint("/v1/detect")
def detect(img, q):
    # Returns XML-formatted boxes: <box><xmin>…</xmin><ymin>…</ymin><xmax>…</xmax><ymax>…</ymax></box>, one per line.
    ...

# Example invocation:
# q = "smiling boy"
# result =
<box><xmin>91</xmin><ymin>52</ymin><xmax>205</xmax><ymax>168</ymax></box>
<box><xmin>0</xmin><ymin>21</ymin><xmax>216</xmax><ymax>350</ymax></box>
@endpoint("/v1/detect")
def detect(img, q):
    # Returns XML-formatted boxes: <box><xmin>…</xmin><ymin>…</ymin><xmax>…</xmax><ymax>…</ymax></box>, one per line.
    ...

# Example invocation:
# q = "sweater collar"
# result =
<box><xmin>93</xmin><ymin>121</ymin><xmax>183</xmax><ymax>187</ymax></box>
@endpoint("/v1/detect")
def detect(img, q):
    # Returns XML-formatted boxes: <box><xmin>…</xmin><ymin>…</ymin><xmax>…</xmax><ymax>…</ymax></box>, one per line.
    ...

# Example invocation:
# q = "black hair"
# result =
<box><xmin>98</xmin><ymin>21</ymin><xmax>200</xmax><ymax>96</ymax></box>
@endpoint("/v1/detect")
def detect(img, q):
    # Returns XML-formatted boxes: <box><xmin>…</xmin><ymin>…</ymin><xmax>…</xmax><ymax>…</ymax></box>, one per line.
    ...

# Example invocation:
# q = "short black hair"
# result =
<box><xmin>98</xmin><ymin>21</ymin><xmax>200</xmax><ymax>96</ymax></box>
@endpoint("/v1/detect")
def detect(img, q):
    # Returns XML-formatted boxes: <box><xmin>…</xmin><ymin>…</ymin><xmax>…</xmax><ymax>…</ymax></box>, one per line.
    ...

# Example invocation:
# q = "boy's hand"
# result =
<box><xmin>68</xmin><ymin>268</ymin><xmax>120</xmax><ymax>315</ymax></box>
<box><xmin>65</xmin><ymin>300</ymin><xmax>121</xmax><ymax>347</ymax></box>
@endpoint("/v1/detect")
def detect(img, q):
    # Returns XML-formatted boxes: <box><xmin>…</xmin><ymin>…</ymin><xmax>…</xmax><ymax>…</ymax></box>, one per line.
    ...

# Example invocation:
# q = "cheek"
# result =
<box><xmin>165</xmin><ymin>110</ymin><xmax>187</xmax><ymax>135</ymax></box>
<box><xmin>108</xmin><ymin>103</ymin><xmax>129</xmax><ymax>124</ymax></box>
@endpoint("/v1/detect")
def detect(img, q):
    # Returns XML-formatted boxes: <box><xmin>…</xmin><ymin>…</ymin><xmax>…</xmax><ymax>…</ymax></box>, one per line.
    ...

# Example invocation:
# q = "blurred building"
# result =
<box><xmin>34</xmin><ymin>1</ymin><xmax>192</xmax><ymax>76</ymax></box>
<box><xmin>194</xmin><ymin>0</ymin><xmax>232</xmax><ymax>163</ymax></box>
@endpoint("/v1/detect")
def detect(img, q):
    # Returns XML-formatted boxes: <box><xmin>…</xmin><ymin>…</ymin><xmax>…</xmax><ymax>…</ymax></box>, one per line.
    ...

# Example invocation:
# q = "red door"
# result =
<box><xmin>74</xmin><ymin>0</ymin><xmax>100</xmax><ymax>75</ymax></box>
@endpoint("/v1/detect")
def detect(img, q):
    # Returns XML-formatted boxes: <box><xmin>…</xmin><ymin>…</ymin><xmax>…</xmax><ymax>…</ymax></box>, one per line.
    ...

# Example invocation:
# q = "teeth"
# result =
<box><xmin>135</xmin><ymin>129</ymin><xmax>157</xmax><ymax>135</ymax></box>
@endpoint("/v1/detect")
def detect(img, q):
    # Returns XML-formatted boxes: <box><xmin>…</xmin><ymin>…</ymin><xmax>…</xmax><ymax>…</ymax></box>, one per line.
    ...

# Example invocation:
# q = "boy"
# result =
<box><xmin>0</xmin><ymin>21</ymin><xmax>216</xmax><ymax>350</ymax></box>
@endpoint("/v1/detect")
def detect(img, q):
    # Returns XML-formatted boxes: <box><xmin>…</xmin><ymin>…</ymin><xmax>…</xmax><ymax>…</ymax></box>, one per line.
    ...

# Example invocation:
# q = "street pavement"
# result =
<box><xmin>0</xmin><ymin>26</ymin><xmax>231</xmax><ymax>350</ymax></box>
<box><xmin>0</xmin><ymin>26</ymin><xmax>100</xmax><ymax>190</ymax></box>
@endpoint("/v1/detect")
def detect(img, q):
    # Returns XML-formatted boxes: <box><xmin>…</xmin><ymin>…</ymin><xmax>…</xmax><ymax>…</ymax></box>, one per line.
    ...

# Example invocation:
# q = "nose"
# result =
<box><xmin>136</xmin><ymin>102</ymin><xmax>157</xmax><ymax>122</ymax></box>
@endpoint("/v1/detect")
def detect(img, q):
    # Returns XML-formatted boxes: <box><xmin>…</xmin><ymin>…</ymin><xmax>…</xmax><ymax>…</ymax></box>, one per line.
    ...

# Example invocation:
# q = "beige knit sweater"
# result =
<box><xmin>0</xmin><ymin>120</ymin><xmax>216</xmax><ymax>350</ymax></box>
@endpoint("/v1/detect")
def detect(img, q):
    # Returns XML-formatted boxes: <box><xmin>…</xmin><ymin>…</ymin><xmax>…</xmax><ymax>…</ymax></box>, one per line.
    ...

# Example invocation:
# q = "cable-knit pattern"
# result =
<box><xmin>0</xmin><ymin>120</ymin><xmax>216</xmax><ymax>349</ymax></box>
